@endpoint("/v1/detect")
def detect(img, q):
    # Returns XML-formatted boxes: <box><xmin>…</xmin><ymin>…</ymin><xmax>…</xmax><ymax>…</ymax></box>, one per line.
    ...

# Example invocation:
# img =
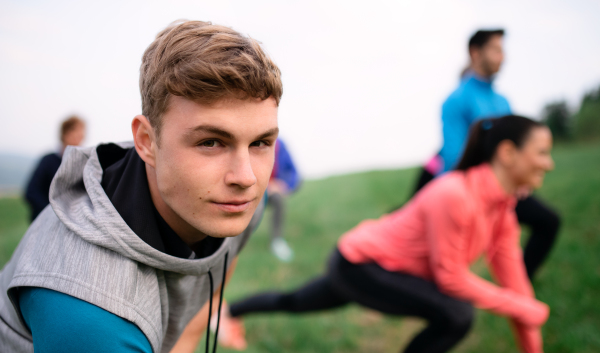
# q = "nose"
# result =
<box><xmin>224</xmin><ymin>149</ymin><xmax>257</xmax><ymax>189</ymax></box>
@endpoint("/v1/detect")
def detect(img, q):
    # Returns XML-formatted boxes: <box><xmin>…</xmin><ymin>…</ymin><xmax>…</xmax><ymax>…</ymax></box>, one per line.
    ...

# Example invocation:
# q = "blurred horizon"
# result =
<box><xmin>1</xmin><ymin>0</ymin><xmax>599</xmax><ymax>178</ymax></box>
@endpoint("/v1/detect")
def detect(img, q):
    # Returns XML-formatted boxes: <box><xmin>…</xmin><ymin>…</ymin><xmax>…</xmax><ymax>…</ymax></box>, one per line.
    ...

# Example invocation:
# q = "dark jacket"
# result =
<box><xmin>24</xmin><ymin>153</ymin><xmax>62</xmax><ymax>221</ymax></box>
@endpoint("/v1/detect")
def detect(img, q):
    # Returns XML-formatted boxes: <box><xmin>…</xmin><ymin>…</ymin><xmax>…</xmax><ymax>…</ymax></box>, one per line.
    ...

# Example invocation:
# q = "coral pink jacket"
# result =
<box><xmin>338</xmin><ymin>164</ymin><xmax>549</xmax><ymax>353</ymax></box>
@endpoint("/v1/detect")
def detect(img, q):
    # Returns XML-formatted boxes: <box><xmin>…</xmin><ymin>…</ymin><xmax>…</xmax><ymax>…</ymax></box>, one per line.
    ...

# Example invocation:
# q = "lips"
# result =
<box><xmin>211</xmin><ymin>199</ymin><xmax>254</xmax><ymax>213</ymax></box>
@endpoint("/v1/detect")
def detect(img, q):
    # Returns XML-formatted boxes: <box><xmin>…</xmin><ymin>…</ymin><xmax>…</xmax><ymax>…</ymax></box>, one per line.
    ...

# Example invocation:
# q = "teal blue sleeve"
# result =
<box><xmin>19</xmin><ymin>287</ymin><xmax>153</xmax><ymax>353</ymax></box>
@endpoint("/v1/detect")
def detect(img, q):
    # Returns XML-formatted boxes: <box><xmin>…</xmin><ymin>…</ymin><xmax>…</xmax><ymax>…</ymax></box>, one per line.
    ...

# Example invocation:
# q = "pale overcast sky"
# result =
<box><xmin>1</xmin><ymin>0</ymin><xmax>599</xmax><ymax>178</ymax></box>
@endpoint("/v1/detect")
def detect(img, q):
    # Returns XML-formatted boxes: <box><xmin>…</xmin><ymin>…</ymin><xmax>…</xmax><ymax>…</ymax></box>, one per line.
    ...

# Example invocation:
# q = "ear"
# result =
<box><xmin>132</xmin><ymin>115</ymin><xmax>157</xmax><ymax>168</ymax></box>
<box><xmin>469</xmin><ymin>47</ymin><xmax>479</xmax><ymax>63</ymax></box>
<box><xmin>495</xmin><ymin>139</ymin><xmax>517</xmax><ymax>167</ymax></box>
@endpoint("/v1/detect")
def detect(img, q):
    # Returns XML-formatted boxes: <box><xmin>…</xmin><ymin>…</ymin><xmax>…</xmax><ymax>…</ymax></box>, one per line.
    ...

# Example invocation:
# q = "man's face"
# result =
<box><xmin>63</xmin><ymin>123</ymin><xmax>86</xmax><ymax>147</ymax></box>
<box><xmin>150</xmin><ymin>96</ymin><xmax>278</xmax><ymax>241</ymax></box>
<box><xmin>473</xmin><ymin>35</ymin><xmax>504</xmax><ymax>76</ymax></box>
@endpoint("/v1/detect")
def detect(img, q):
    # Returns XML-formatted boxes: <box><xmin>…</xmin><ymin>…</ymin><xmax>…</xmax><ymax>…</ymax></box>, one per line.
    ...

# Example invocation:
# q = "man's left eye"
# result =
<box><xmin>251</xmin><ymin>141</ymin><xmax>267</xmax><ymax>147</ymax></box>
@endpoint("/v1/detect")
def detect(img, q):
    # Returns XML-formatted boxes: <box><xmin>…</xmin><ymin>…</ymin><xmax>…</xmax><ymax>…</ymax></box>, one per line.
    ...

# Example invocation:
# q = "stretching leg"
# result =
<box><xmin>516</xmin><ymin>196</ymin><xmax>561</xmax><ymax>279</ymax></box>
<box><xmin>330</xmin><ymin>250</ymin><xmax>474</xmax><ymax>353</ymax></box>
<box><xmin>231</xmin><ymin>250</ymin><xmax>473</xmax><ymax>352</ymax></box>
<box><xmin>229</xmin><ymin>275</ymin><xmax>349</xmax><ymax>317</ymax></box>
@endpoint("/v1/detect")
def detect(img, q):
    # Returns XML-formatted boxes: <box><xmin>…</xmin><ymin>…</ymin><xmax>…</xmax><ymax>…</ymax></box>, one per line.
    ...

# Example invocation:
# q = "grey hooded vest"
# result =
<box><xmin>0</xmin><ymin>142</ymin><xmax>264</xmax><ymax>353</ymax></box>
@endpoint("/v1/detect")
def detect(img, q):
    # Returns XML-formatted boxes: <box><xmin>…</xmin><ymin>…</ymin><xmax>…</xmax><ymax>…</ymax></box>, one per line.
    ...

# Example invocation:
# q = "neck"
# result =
<box><xmin>470</xmin><ymin>64</ymin><xmax>492</xmax><ymax>80</ymax></box>
<box><xmin>490</xmin><ymin>161</ymin><xmax>518</xmax><ymax>195</ymax></box>
<box><xmin>144</xmin><ymin>163</ymin><xmax>208</xmax><ymax>248</ymax></box>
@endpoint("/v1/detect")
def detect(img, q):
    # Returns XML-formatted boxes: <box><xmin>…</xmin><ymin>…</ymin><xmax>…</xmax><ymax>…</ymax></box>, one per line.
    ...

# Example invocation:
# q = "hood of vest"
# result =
<box><xmin>49</xmin><ymin>141</ymin><xmax>264</xmax><ymax>276</ymax></box>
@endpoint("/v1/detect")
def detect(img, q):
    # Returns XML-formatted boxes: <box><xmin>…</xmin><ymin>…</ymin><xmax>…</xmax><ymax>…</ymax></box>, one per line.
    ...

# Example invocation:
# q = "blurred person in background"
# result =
<box><xmin>411</xmin><ymin>29</ymin><xmax>560</xmax><ymax>280</ymax></box>
<box><xmin>0</xmin><ymin>20</ymin><xmax>282</xmax><ymax>353</ymax></box>
<box><xmin>219</xmin><ymin>115</ymin><xmax>553</xmax><ymax>353</ymax></box>
<box><xmin>267</xmin><ymin>138</ymin><xmax>301</xmax><ymax>262</ymax></box>
<box><xmin>24</xmin><ymin>115</ymin><xmax>86</xmax><ymax>222</ymax></box>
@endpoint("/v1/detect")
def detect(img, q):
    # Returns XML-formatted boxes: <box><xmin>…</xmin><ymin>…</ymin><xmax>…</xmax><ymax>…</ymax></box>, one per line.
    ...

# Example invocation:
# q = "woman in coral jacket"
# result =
<box><xmin>220</xmin><ymin>115</ymin><xmax>553</xmax><ymax>353</ymax></box>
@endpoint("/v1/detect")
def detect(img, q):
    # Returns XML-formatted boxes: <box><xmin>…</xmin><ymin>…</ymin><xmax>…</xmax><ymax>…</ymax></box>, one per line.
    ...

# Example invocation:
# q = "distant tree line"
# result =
<box><xmin>541</xmin><ymin>84</ymin><xmax>600</xmax><ymax>141</ymax></box>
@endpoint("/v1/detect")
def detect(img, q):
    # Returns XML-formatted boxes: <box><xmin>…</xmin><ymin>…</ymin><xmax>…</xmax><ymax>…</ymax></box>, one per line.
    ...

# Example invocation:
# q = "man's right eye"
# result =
<box><xmin>199</xmin><ymin>140</ymin><xmax>221</xmax><ymax>147</ymax></box>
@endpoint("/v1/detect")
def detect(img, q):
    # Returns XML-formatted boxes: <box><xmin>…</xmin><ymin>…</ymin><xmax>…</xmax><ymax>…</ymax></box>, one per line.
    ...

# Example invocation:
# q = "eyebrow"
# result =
<box><xmin>255</xmin><ymin>127</ymin><xmax>279</xmax><ymax>140</ymax></box>
<box><xmin>187</xmin><ymin>125</ymin><xmax>235</xmax><ymax>139</ymax></box>
<box><xmin>186</xmin><ymin>125</ymin><xmax>279</xmax><ymax>141</ymax></box>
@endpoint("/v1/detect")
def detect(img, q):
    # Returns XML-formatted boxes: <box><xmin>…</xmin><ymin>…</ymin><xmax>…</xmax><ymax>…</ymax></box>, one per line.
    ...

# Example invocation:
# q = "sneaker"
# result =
<box><xmin>210</xmin><ymin>306</ymin><xmax>247</xmax><ymax>350</ymax></box>
<box><xmin>271</xmin><ymin>238</ymin><xmax>294</xmax><ymax>262</ymax></box>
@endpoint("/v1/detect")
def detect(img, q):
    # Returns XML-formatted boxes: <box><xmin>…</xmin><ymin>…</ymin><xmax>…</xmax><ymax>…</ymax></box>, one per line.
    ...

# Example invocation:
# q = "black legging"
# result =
<box><xmin>515</xmin><ymin>196</ymin><xmax>561</xmax><ymax>279</ymax></box>
<box><xmin>230</xmin><ymin>249</ymin><xmax>474</xmax><ymax>353</ymax></box>
<box><xmin>405</xmin><ymin>167</ymin><xmax>561</xmax><ymax>279</ymax></box>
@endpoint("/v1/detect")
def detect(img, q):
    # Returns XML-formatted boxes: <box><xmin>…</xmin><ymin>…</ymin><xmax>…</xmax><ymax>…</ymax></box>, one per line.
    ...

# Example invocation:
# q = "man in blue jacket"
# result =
<box><xmin>414</xmin><ymin>29</ymin><xmax>560</xmax><ymax>280</ymax></box>
<box><xmin>438</xmin><ymin>31</ymin><xmax>510</xmax><ymax>173</ymax></box>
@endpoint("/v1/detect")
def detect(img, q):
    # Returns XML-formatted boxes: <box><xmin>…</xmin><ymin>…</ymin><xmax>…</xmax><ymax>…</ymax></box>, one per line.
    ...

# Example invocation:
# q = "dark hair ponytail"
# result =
<box><xmin>456</xmin><ymin>115</ymin><xmax>544</xmax><ymax>171</ymax></box>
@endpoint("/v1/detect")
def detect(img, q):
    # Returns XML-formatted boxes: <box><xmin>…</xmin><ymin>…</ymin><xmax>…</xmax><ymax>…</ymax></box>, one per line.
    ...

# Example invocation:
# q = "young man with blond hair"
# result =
<box><xmin>0</xmin><ymin>20</ymin><xmax>282</xmax><ymax>353</ymax></box>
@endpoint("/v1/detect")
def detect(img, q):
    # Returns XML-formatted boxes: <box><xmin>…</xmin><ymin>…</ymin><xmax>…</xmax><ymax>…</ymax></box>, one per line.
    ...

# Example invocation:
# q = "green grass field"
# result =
<box><xmin>1</xmin><ymin>142</ymin><xmax>598</xmax><ymax>352</ymax></box>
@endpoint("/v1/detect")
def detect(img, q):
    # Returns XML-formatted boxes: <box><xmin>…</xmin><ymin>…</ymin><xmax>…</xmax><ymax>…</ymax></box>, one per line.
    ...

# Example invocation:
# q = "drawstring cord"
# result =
<box><xmin>205</xmin><ymin>252</ymin><xmax>229</xmax><ymax>353</ymax></box>
<box><xmin>205</xmin><ymin>272</ymin><xmax>213</xmax><ymax>353</ymax></box>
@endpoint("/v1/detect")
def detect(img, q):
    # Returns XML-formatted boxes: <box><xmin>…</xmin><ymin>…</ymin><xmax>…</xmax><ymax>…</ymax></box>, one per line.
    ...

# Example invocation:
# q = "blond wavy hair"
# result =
<box><xmin>140</xmin><ymin>20</ymin><xmax>283</xmax><ymax>136</ymax></box>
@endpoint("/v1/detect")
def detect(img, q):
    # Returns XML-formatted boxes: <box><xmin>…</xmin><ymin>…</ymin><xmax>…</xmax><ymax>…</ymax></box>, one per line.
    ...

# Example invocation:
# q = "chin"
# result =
<box><xmin>187</xmin><ymin>200</ymin><xmax>260</xmax><ymax>238</ymax></box>
<box><xmin>528</xmin><ymin>178</ymin><xmax>544</xmax><ymax>190</ymax></box>
<box><xmin>488</xmin><ymin>65</ymin><xmax>501</xmax><ymax>76</ymax></box>
<box><xmin>203</xmin><ymin>218</ymin><xmax>253</xmax><ymax>238</ymax></box>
